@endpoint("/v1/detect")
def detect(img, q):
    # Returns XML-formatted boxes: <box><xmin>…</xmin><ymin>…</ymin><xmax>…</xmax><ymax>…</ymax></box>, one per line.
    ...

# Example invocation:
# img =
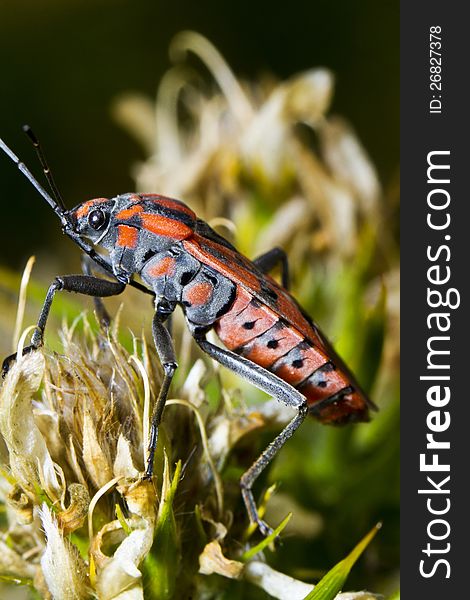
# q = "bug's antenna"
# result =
<box><xmin>22</xmin><ymin>125</ymin><xmax>67</xmax><ymax>212</ymax></box>
<box><xmin>0</xmin><ymin>135</ymin><xmax>68</xmax><ymax>225</ymax></box>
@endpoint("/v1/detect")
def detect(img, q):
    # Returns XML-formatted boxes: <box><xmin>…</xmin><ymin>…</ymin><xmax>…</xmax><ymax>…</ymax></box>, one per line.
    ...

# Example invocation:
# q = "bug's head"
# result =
<box><xmin>67</xmin><ymin>197</ymin><xmax>116</xmax><ymax>245</ymax></box>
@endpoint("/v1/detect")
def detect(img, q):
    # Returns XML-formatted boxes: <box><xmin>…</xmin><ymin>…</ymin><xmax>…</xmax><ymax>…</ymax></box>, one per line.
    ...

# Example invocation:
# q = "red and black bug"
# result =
<box><xmin>0</xmin><ymin>129</ymin><xmax>376</xmax><ymax>537</ymax></box>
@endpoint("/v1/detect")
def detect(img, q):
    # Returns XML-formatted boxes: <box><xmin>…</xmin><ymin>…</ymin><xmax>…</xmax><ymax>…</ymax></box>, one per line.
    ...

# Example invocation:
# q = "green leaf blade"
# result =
<box><xmin>303</xmin><ymin>522</ymin><xmax>381</xmax><ymax>600</ymax></box>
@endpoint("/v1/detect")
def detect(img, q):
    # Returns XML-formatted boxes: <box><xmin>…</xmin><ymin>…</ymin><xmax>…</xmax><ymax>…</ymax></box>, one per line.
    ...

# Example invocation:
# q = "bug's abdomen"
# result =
<box><xmin>214</xmin><ymin>287</ymin><xmax>370</xmax><ymax>424</ymax></box>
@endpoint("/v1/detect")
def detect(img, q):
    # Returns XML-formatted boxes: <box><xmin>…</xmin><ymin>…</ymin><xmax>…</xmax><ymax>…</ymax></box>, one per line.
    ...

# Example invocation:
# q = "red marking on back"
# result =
<box><xmin>140</xmin><ymin>194</ymin><xmax>196</xmax><ymax>219</ymax></box>
<box><xmin>183</xmin><ymin>282</ymin><xmax>213</xmax><ymax>306</ymax></box>
<box><xmin>76</xmin><ymin>198</ymin><xmax>109</xmax><ymax>219</ymax></box>
<box><xmin>146</xmin><ymin>256</ymin><xmax>176</xmax><ymax>277</ymax></box>
<box><xmin>183</xmin><ymin>236</ymin><xmax>262</xmax><ymax>292</ymax></box>
<box><xmin>141</xmin><ymin>213</ymin><xmax>193</xmax><ymax>239</ymax></box>
<box><xmin>116</xmin><ymin>204</ymin><xmax>144</xmax><ymax>220</ymax></box>
<box><xmin>117</xmin><ymin>225</ymin><xmax>139</xmax><ymax>248</ymax></box>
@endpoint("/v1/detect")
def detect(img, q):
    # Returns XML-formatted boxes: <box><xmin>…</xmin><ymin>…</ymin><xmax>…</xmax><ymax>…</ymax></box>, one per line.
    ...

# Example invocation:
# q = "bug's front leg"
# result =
<box><xmin>2</xmin><ymin>275</ymin><xmax>126</xmax><ymax>376</ymax></box>
<box><xmin>81</xmin><ymin>254</ymin><xmax>156</xmax><ymax>329</ymax></box>
<box><xmin>144</xmin><ymin>301</ymin><xmax>178</xmax><ymax>478</ymax></box>
<box><xmin>194</xmin><ymin>334</ymin><xmax>308</xmax><ymax>537</ymax></box>
<box><xmin>81</xmin><ymin>254</ymin><xmax>113</xmax><ymax>329</ymax></box>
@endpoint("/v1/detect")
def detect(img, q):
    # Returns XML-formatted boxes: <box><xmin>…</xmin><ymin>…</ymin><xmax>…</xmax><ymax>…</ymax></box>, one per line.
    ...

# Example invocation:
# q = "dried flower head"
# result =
<box><xmin>0</xmin><ymin>317</ymin><xmax>380</xmax><ymax>599</ymax></box>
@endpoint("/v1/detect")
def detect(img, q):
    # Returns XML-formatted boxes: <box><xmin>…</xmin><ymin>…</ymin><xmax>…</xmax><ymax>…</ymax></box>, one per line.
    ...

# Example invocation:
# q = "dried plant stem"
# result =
<box><xmin>12</xmin><ymin>255</ymin><xmax>36</xmax><ymax>351</ymax></box>
<box><xmin>129</xmin><ymin>354</ymin><xmax>152</xmax><ymax>468</ymax></box>
<box><xmin>167</xmin><ymin>398</ymin><xmax>224</xmax><ymax>518</ymax></box>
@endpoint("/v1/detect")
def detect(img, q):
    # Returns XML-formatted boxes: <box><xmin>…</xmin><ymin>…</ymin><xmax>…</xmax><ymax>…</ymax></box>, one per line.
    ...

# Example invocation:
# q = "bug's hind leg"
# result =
<box><xmin>253</xmin><ymin>247</ymin><xmax>290</xmax><ymax>290</ymax></box>
<box><xmin>194</xmin><ymin>334</ymin><xmax>308</xmax><ymax>537</ymax></box>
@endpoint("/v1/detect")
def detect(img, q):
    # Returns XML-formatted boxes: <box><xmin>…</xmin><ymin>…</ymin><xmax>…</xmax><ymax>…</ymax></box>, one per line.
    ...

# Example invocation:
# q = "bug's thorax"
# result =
<box><xmin>70</xmin><ymin>193</ymin><xmax>198</xmax><ymax>281</ymax></box>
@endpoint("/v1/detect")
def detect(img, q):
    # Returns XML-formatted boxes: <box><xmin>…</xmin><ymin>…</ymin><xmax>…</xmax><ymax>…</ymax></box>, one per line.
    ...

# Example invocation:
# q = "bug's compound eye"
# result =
<box><xmin>88</xmin><ymin>209</ymin><xmax>107</xmax><ymax>230</ymax></box>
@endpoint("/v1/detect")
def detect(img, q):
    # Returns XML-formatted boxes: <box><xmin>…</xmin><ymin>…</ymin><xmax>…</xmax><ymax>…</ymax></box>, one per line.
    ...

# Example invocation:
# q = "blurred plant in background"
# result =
<box><xmin>0</xmin><ymin>32</ymin><xmax>399</xmax><ymax>599</ymax></box>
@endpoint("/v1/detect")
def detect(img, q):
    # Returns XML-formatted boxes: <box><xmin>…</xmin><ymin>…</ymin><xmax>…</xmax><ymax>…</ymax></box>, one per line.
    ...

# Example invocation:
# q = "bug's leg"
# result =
<box><xmin>253</xmin><ymin>247</ymin><xmax>290</xmax><ymax>289</ymax></box>
<box><xmin>194</xmin><ymin>334</ymin><xmax>308</xmax><ymax>537</ymax></box>
<box><xmin>2</xmin><ymin>275</ymin><xmax>126</xmax><ymax>376</ymax></box>
<box><xmin>82</xmin><ymin>254</ymin><xmax>156</xmax><ymax>328</ymax></box>
<box><xmin>165</xmin><ymin>314</ymin><xmax>173</xmax><ymax>338</ymax></box>
<box><xmin>81</xmin><ymin>254</ymin><xmax>113</xmax><ymax>329</ymax></box>
<box><xmin>144</xmin><ymin>303</ymin><xmax>178</xmax><ymax>478</ymax></box>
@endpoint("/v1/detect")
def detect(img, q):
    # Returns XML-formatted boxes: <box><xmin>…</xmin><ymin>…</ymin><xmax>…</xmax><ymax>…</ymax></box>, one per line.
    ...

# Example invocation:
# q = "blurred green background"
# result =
<box><xmin>0</xmin><ymin>0</ymin><xmax>398</xmax><ymax>269</ymax></box>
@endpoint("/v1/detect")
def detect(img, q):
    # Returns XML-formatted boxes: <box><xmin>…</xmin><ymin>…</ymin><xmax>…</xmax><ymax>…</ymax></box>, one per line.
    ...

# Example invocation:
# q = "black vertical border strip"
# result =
<box><xmin>401</xmin><ymin>2</ymin><xmax>468</xmax><ymax>596</ymax></box>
